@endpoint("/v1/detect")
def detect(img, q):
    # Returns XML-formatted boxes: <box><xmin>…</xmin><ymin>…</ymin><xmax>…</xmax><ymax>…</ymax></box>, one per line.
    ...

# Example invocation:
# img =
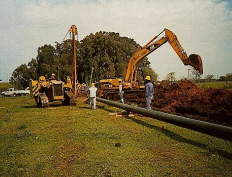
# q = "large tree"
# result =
<box><xmin>10</xmin><ymin>64</ymin><xmax>30</xmax><ymax>89</ymax></box>
<box><xmin>11</xmin><ymin>31</ymin><xmax>157</xmax><ymax>87</ymax></box>
<box><xmin>78</xmin><ymin>31</ymin><xmax>156</xmax><ymax>83</ymax></box>
<box><xmin>36</xmin><ymin>44</ymin><xmax>56</xmax><ymax>78</ymax></box>
<box><xmin>10</xmin><ymin>58</ymin><xmax>38</xmax><ymax>89</ymax></box>
<box><xmin>54</xmin><ymin>39</ymin><xmax>80</xmax><ymax>81</ymax></box>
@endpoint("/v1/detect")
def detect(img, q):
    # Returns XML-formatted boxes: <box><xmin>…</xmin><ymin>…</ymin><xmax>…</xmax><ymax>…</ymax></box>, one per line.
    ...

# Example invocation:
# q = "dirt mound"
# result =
<box><xmin>151</xmin><ymin>81</ymin><xmax>232</xmax><ymax>125</ymax></box>
<box><xmin>131</xmin><ymin>80</ymin><xmax>232</xmax><ymax>126</ymax></box>
<box><xmin>106</xmin><ymin>80</ymin><xmax>232</xmax><ymax>126</ymax></box>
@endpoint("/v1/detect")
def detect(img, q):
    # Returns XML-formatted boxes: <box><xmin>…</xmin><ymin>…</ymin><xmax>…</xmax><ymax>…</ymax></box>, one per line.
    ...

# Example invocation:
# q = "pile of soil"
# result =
<box><xmin>138</xmin><ymin>80</ymin><xmax>232</xmax><ymax>126</ymax></box>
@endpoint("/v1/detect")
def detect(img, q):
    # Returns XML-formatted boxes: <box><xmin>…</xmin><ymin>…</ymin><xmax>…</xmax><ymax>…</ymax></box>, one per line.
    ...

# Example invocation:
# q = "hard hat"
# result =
<box><xmin>145</xmin><ymin>76</ymin><xmax>151</xmax><ymax>80</ymax></box>
<box><xmin>52</xmin><ymin>73</ymin><xmax>55</xmax><ymax>76</ymax></box>
<box><xmin>39</xmin><ymin>76</ymin><xmax>45</xmax><ymax>81</ymax></box>
<box><xmin>91</xmin><ymin>83</ymin><xmax>95</xmax><ymax>86</ymax></box>
<box><xmin>118</xmin><ymin>79</ymin><xmax>122</xmax><ymax>82</ymax></box>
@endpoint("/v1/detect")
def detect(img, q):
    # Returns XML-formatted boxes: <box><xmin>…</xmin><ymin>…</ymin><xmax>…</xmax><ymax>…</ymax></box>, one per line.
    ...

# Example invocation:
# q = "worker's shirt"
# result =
<box><xmin>145</xmin><ymin>82</ymin><xmax>154</xmax><ymax>98</ymax></box>
<box><xmin>119</xmin><ymin>84</ymin><xmax>123</xmax><ymax>93</ymax></box>
<box><xmin>89</xmin><ymin>86</ymin><xmax>97</xmax><ymax>98</ymax></box>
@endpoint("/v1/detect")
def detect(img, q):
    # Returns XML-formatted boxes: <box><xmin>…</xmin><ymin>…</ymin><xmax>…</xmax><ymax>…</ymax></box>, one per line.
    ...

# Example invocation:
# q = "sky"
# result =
<box><xmin>0</xmin><ymin>0</ymin><xmax>232</xmax><ymax>82</ymax></box>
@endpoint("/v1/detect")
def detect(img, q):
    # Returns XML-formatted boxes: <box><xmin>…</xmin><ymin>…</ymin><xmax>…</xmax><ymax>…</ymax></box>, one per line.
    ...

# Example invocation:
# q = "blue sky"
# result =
<box><xmin>0</xmin><ymin>0</ymin><xmax>232</xmax><ymax>82</ymax></box>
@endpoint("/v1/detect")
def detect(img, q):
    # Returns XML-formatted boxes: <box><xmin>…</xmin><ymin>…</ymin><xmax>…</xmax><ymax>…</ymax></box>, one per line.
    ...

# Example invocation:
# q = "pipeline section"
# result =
<box><xmin>97</xmin><ymin>97</ymin><xmax>232</xmax><ymax>142</ymax></box>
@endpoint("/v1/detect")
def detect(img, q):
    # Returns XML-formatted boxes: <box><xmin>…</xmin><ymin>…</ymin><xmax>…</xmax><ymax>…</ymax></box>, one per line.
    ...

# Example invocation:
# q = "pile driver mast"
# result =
<box><xmin>69</xmin><ymin>25</ymin><xmax>78</xmax><ymax>96</ymax></box>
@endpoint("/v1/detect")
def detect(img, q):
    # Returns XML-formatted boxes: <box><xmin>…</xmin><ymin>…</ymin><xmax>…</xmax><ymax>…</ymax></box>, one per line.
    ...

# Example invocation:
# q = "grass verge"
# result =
<box><xmin>0</xmin><ymin>96</ymin><xmax>232</xmax><ymax>176</ymax></box>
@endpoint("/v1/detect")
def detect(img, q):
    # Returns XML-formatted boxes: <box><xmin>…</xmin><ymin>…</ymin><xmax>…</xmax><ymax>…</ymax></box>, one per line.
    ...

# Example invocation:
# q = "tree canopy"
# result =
<box><xmin>10</xmin><ymin>31</ymin><xmax>157</xmax><ymax>88</ymax></box>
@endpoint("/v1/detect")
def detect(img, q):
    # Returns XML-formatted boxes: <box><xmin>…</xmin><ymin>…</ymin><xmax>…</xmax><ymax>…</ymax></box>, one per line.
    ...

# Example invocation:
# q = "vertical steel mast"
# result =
<box><xmin>69</xmin><ymin>25</ymin><xmax>78</xmax><ymax>96</ymax></box>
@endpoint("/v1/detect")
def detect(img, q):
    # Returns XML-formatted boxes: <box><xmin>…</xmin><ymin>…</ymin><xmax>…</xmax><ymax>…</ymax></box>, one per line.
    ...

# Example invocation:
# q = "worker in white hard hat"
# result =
<box><xmin>88</xmin><ymin>83</ymin><xmax>98</xmax><ymax>109</ymax></box>
<box><xmin>145</xmin><ymin>76</ymin><xmax>154</xmax><ymax>110</ymax></box>
<box><xmin>49</xmin><ymin>73</ymin><xmax>56</xmax><ymax>80</ymax></box>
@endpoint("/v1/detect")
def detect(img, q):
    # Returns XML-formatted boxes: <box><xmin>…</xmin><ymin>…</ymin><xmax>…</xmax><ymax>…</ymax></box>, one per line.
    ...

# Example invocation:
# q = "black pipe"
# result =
<box><xmin>97</xmin><ymin>97</ymin><xmax>232</xmax><ymax>142</ymax></box>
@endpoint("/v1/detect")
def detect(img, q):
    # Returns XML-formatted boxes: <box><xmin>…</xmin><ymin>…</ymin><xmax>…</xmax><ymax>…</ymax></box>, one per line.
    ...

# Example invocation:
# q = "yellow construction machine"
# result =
<box><xmin>30</xmin><ymin>76</ymin><xmax>76</xmax><ymax>107</ymax></box>
<box><xmin>98</xmin><ymin>28</ymin><xmax>203</xmax><ymax>99</ymax></box>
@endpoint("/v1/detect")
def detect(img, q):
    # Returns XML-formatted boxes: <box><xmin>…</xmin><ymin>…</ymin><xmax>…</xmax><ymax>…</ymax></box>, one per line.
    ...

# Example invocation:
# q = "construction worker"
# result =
<box><xmin>49</xmin><ymin>73</ymin><xmax>56</xmax><ymax>80</ymax></box>
<box><xmin>145</xmin><ymin>76</ymin><xmax>154</xmax><ymax>110</ymax></box>
<box><xmin>118</xmin><ymin>80</ymin><xmax>124</xmax><ymax>104</ymax></box>
<box><xmin>89</xmin><ymin>83</ymin><xmax>97</xmax><ymax>109</ymax></box>
<box><xmin>39</xmin><ymin>76</ymin><xmax>45</xmax><ymax>82</ymax></box>
<box><xmin>84</xmin><ymin>84</ymin><xmax>88</xmax><ymax>92</ymax></box>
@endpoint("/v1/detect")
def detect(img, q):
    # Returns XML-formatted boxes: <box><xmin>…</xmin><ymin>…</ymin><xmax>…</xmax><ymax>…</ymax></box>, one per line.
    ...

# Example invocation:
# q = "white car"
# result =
<box><xmin>1</xmin><ymin>88</ymin><xmax>17</xmax><ymax>97</ymax></box>
<box><xmin>1</xmin><ymin>87</ymin><xmax>30</xmax><ymax>97</ymax></box>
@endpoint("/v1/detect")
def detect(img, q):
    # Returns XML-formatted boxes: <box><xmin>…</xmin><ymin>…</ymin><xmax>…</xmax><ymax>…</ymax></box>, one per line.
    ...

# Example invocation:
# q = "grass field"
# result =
<box><xmin>0</xmin><ymin>95</ymin><xmax>232</xmax><ymax>176</ymax></box>
<box><xmin>0</xmin><ymin>82</ymin><xmax>13</xmax><ymax>92</ymax></box>
<box><xmin>197</xmin><ymin>81</ymin><xmax>232</xmax><ymax>90</ymax></box>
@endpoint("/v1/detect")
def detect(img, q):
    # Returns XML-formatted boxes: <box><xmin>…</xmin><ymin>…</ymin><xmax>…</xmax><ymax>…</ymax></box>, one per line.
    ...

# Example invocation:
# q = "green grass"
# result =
<box><xmin>0</xmin><ymin>82</ymin><xmax>13</xmax><ymax>92</ymax></box>
<box><xmin>0</xmin><ymin>96</ymin><xmax>232</xmax><ymax>176</ymax></box>
<box><xmin>197</xmin><ymin>81</ymin><xmax>232</xmax><ymax>90</ymax></box>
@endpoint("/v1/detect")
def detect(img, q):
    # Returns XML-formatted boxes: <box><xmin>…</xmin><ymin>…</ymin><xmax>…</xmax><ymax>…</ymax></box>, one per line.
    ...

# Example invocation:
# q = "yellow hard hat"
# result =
<box><xmin>91</xmin><ymin>83</ymin><xmax>95</xmax><ymax>86</ymax></box>
<box><xmin>145</xmin><ymin>76</ymin><xmax>151</xmax><ymax>80</ymax></box>
<box><xmin>52</xmin><ymin>73</ymin><xmax>55</xmax><ymax>76</ymax></box>
<box><xmin>39</xmin><ymin>76</ymin><xmax>45</xmax><ymax>81</ymax></box>
<box><xmin>118</xmin><ymin>79</ymin><xmax>122</xmax><ymax>82</ymax></box>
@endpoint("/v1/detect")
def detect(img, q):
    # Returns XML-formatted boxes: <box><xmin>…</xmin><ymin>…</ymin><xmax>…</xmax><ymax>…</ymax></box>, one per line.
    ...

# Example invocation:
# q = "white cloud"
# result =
<box><xmin>0</xmin><ymin>0</ymin><xmax>231</xmax><ymax>81</ymax></box>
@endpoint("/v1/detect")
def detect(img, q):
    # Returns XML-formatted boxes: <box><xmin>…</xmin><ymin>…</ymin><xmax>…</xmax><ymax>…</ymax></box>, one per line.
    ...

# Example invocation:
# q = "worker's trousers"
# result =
<box><xmin>90</xmin><ymin>97</ymin><xmax>96</xmax><ymax>109</ymax></box>
<box><xmin>146</xmin><ymin>97</ymin><xmax>152</xmax><ymax>110</ymax></box>
<box><xmin>119</xmin><ymin>92</ymin><xmax>124</xmax><ymax>104</ymax></box>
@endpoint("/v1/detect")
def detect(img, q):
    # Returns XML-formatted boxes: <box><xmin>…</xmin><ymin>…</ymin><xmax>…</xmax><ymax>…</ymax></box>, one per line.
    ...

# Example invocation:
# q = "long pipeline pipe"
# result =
<box><xmin>96</xmin><ymin>97</ymin><xmax>232</xmax><ymax>142</ymax></box>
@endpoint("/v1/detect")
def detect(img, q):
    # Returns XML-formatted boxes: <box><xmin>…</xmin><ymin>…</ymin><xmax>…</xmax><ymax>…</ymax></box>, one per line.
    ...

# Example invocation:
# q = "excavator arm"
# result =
<box><xmin>124</xmin><ymin>28</ymin><xmax>203</xmax><ymax>83</ymax></box>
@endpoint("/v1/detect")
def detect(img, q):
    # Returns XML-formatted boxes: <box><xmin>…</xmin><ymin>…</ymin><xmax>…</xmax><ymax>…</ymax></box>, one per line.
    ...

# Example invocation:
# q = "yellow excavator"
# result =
<box><xmin>98</xmin><ymin>28</ymin><xmax>203</xmax><ymax>99</ymax></box>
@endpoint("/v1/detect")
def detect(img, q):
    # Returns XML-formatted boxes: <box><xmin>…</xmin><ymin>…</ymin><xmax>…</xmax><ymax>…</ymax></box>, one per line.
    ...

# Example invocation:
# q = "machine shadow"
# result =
<box><xmin>24</xmin><ymin>103</ymin><xmax>65</xmax><ymax>108</ymax></box>
<box><xmin>125</xmin><ymin>116</ymin><xmax>232</xmax><ymax>160</ymax></box>
<box><xmin>23</xmin><ymin>105</ymin><xmax>38</xmax><ymax>108</ymax></box>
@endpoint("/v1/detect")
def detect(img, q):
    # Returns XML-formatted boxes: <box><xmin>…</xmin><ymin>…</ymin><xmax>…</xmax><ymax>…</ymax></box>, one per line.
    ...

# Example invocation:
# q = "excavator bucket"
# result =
<box><xmin>189</xmin><ymin>54</ymin><xmax>203</xmax><ymax>74</ymax></box>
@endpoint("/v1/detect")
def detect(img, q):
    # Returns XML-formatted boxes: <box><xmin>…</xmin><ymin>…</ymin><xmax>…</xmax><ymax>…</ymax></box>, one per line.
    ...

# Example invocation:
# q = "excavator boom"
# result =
<box><xmin>164</xmin><ymin>29</ymin><xmax>203</xmax><ymax>74</ymax></box>
<box><xmin>125</xmin><ymin>28</ymin><xmax>203</xmax><ymax>83</ymax></box>
<box><xmin>98</xmin><ymin>28</ymin><xmax>203</xmax><ymax>99</ymax></box>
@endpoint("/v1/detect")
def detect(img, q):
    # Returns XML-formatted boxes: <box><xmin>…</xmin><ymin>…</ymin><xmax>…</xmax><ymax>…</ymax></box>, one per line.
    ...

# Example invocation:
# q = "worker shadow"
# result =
<box><xmin>96</xmin><ymin>105</ymin><xmax>122</xmax><ymax>113</ymax></box>
<box><xmin>79</xmin><ymin>106</ymin><xmax>91</xmax><ymax>109</ymax></box>
<box><xmin>125</xmin><ymin>116</ymin><xmax>232</xmax><ymax>160</ymax></box>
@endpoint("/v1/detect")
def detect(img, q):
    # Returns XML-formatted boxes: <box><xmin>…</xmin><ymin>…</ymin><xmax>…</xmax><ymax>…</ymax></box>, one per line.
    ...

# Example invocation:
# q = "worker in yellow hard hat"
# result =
<box><xmin>67</xmin><ymin>76</ymin><xmax>71</xmax><ymax>83</ymax></box>
<box><xmin>145</xmin><ymin>76</ymin><xmax>154</xmax><ymax>110</ymax></box>
<box><xmin>39</xmin><ymin>76</ymin><xmax>45</xmax><ymax>82</ymax></box>
<box><xmin>88</xmin><ymin>83</ymin><xmax>97</xmax><ymax>109</ymax></box>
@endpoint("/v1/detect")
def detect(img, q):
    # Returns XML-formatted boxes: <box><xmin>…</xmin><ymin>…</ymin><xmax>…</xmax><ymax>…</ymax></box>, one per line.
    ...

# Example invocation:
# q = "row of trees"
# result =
<box><xmin>165</xmin><ymin>72</ymin><xmax>232</xmax><ymax>83</ymax></box>
<box><xmin>10</xmin><ymin>31</ymin><xmax>157</xmax><ymax>89</ymax></box>
<box><xmin>201</xmin><ymin>73</ymin><xmax>232</xmax><ymax>82</ymax></box>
